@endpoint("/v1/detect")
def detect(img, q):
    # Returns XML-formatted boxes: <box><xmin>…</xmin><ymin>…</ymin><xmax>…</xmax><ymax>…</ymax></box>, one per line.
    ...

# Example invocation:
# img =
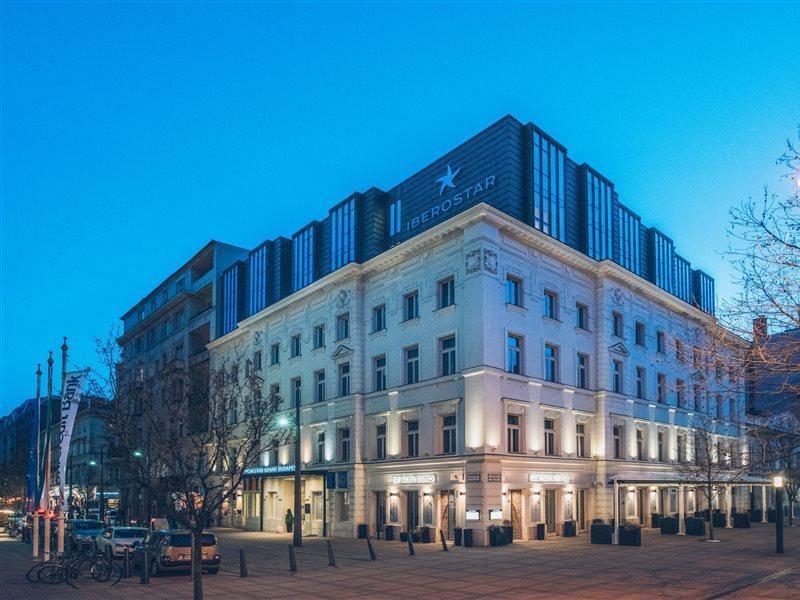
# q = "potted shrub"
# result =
<box><xmin>685</xmin><ymin>516</ymin><xmax>705</xmax><ymax>536</ymax></box>
<box><xmin>591</xmin><ymin>520</ymin><xmax>612</xmax><ymax>544</ymax></box>
<box><xmin>454</xmin><ymin>528</ymin><xmax>463</xmax><ymax>546</ymax></box>
<box><xmin>488</xmin><ymin>524</ymin><xmax>504</xmax><ymax>546</ymax></box>
<box><xmin>618</xmin><ymin>523</ymin><xmax>642</xmax><ymax>546</ymax></box>
<box><xmin>285</xmin><ymin>509</ymin><xmax>294</xmax><ymax>533</ymax></box>
<box><xmin>563</xmin><ymin>520</ymin><xmax>576</xmax><ymax>537</ymax></box>
<box><xmin>660</xmin><ymin>516</ymin><xmax>678</xmax><ymax>535</ymax></box>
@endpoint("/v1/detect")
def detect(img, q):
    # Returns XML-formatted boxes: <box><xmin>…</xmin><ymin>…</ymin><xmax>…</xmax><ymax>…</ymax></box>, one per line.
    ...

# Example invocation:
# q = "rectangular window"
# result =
<box><xmin>336</xmin><ymin>491</ymin><xmax>350</xmax><ymax>522</ymax></box>
<box><xmin>313</xmin><ymin>324</ymin><xmax>325</xmax><ymax>349</ymax></box>
<box><xmin>290</xmin><ymin>334</ymin><xmax>301</xmax><ymax>358</ymax></box>
<box><xmin>336</xmin><ymin>313</ymin><xmax>350</xmax><ymax>340</ymax></box>
<box><xmin>373</xmin><ymin>355</ymin><xmax>387</xmax><ymax>392</ymax></box>
<box><xmin>676</xmin><ymin>379</ymin><xmax>685</xmax><ymax>406</ymax></box>
<box><xmin>532</xmin><ymin>127</ymin><xmax>567</xmax><ymax>241</ymax></box>
<box><xmin>270</xmin><ymin>343</ymin><xmax>280</xmax><ymax>365</ymax></box>
<box><xmin>442</xmin><ymin>414</ymin><xmax>457</xmax><ymax>454</ymax></box>
<box><xmin>636</xmin><ymin>367</ymin><xmax>646</xmax><ymax>399</ymax></box>
<box><xmin>405</xmin><ymin>345</ymin><xmax>420</xmax><ymax>384</ymax></box>
<box><xmin>657</xmin><ymin>373</ymin><xmax>666</xmax><ymax>403</ymax></box>
<box><xmin>314</xmin><ymin>370</ymin><xmax>326</xmax><ymax>403</ymax></box>
<box><xmin>269</xmin><ymin>384</ymin><xmax>280</xmax><ymax>411</ymax></box>
<box><xmin>340</xmin><ymin>428</ymin><xmax>350</xmax><ymax>462</ymax></box>
<box><xmin>439</xmin><ymin>335</ymin><xmax>456</xmax><ymax>376</ymax></box>
<box><xmin>585</xmin><ymin>168</ymin><xmax>614</xmax><ymax>260</ymax></box>
<box><xmin>576</xmin><ymin>423</ymin><xmax>587</xmax><ymax>458</ymax></box>
<box><xmin>693</xmin><ymin>384</ymin><xmax>702</xmax><ymax>411</ymax></box>
<box><xmin>677</xmin><ymin>432</ymin><xmax>687</xmax><ymax>463</ymax></box>
<box><xmin>403</xmin><ymin>291</ymin><xmax>419</xmax><ymax>320</ymax></box>
<box><xmin>330</xmin><ymin>197</ymin><xmax>356</xmax><ymax>270</ymax></box>
<box><xmin>543</xmin><ymin>290</ymin><xmax>559</xmax><ymax>320</ymax></box>
<box><xmin>371</xmin><ymin>304</ymin><xmax>386</xmax><ymax>332</ymax></box>
<box><xmin>291</xmin><ymin>377</ymin><xmax>301</xmax><ymax>408</ymax></box>
<box><xmin>656</xmin><ymin>331</ymin><xmax>666</xmax><ymax>354</ymax></box>
<box><xmin>507</xmin><ymin>414</ymin><xmax>521</xmax><ymax>454</ymax></box>
<box><xmin>636</xmin><ymin>429</ymin><xmax>645</xmax><ymax>460</ymax></box>
<box><xmin>612</xmin><ymin>360</ymin><xmax>623</xmax><ymax>394</ymax></box>
<box><xmin>576</xmin><ymin>353</ymin><xmax>589</xmax><ymax>389</ymax></box>
<box><xmin>544</xmin><ymin>418</ymin><xmax>557</xmax><ymax>456</ymax></box>
<box><xmin>376</xmin><ymin>424</ymin><xmax>386</xmax><ymax>460</ymax></box>
<box><xmin>316</xmin><ymin>431</ymin><xmax>325</xmax><ymax>463</ymax></box>
<box><xmin>676</xmin><ymin>340</ymin><xmax>685</xmax><ymax>362</ymax></box>
<box><xmin>438</xmin><ymin>276</ymin><xmax>455</xmax><ymax>309</ymax></box>
<box><xmin>635</xmin><ymin>321</ymin><xmax>646</xmax><ymax>346</ymax></box>
<box><xmin>339</xmin><ymin>363</ymin><xmax>351</xmax><ymax>396</ymax></box>
<box><xmin>613</xmin><ymin>425</ymin><xmax>623</xmax><ymax>459</ymax></box>
<box><xmin>617</xmin><ymin>204</ymin><xmax>642</xmax><ymax>274</ymax></box>
<box><xmin>544</xmin><ymin>343</ymin><xmax>559</xmax><ymax>382</ymax></box>
<box><xmin>388</xmin><ymin>199</ymin><xmax>401</xmax><ymax>237</ymax></box>
<box><xmin>658</xmin><ymin>431</ymin><xmax>666</xmax><ymax>462</ymax></box>
<box><xmin>253</xmin><ymin>351</ymin><xmax>262</xmax><ymax>372</ymax></box>
<box><xmin>406</xmin><ymin>420</ymin><xmax>419</xmax><ymax>457</ymax></box>
<box><xmin>576</xmin><ymin>303</ymin><xmax>588</xmax><ymax>330</ymax></box>
<box><xmin>506</xmin><ymin>334</ymin><xmax>523</xmax><ymax>374</ymax></box>
<box><xmin>505</xmin><ymin>275</ymin><xmax>523</xmax><ymax>306</ymax></box>
<box><xmin>612</xmin><ymin>311</ymin><xmax>624</xmax><ymax>337</ymax></box>
<box><xmin>292</xmin><ymin>225</ymin><xmax>315</xmax><ymax>291</ymax></box>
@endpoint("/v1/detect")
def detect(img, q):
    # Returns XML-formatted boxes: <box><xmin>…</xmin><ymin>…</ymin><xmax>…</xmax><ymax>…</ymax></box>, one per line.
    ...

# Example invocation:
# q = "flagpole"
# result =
<box><xmin>42</xmin><ymin>351</ymin><xmax>54</xmax><ymax>561</ymax></box>
<box><xmin>34</xmin><ymin>364</ymin><xmax>42</xmax><ymax>510</ymax></box>
<box><xmin>57</xmin><ymin>337</ymin><xmax>68</xmax><ymax>555</ymax></box>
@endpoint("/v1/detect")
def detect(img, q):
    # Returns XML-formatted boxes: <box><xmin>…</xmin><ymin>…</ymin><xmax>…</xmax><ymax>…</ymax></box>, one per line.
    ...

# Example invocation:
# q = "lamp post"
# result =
<box><xmin>89</xmin><ymin>448</ymin><xmax>105</xmax><ymax>523</ymax></box>
<box><xmin>293</xmin><ymin>395</ymin><xmax>302</xmax><ymax>548</ymax></box>
<box><xmin>773</xmin><ymin>475</ymin><xmax>784</xmax><ymax>554</ymax></box>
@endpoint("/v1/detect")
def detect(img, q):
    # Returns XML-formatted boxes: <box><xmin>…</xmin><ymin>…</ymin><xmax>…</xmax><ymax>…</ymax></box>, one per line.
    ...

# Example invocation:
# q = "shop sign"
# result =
<box><xmin>465</xmin><ymin>509</ymin><xmax>481</xmax><ymax>521</ymax></box>
<box><xmin>487</xmin><ymin>473</ymin><xmax>502</xmax><ymax>483</ymax></box>
<box><xmin>243</xmin><ymin>464</ymin><xmax>295</xmax><ymax>477</ymax></box>
<box><xmin>489</xmin><ymin>509</ymin><xmax>503</xmax><ymax>520</ymax></box>
<box><xmin>528</xmin><ymin>472</ymin><xmax>571</xmax><ymax>484</ymax></box>
<box><xmin>466</xmin><ymin>473</ymin><xmax>482</xmax><ymax>483</ymax></box>
<box><xmin>390</xmin><ymin>473</ymin><xmax>436</xmax><ymax>485</ymax></box>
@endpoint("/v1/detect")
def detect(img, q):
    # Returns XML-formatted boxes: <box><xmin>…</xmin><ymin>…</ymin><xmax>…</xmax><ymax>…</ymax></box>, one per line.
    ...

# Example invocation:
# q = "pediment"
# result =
<box><xmin>331</xmin><ymin>344</ymin><xmax>354</xmax><ymax>359</ymax></box>
<box><xmin>609</xmin><ymin>342</ymin><xmax>630</xmax><ymax>357</ymax></box>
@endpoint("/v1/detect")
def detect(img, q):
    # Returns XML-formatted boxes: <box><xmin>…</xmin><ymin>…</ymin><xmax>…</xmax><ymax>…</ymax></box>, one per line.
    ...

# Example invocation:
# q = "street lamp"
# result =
<box><xmin>293</xmin><ymin>398</ymin><xmax>302</xmax><ymax>548</ymax></box>
<box><xmin>133</xmin><ymin>450</ymin><xmax>142</xmax><ymax>458</ymax></box>
<box><xmin>277</xmin><ymin>415</ymin><xmax>289</xmax><ymax>428</ymax></box>
<box><xmin>773</xmin><ymin>475</ymin><xmax>784</xmax><ymax>554</ymax></box>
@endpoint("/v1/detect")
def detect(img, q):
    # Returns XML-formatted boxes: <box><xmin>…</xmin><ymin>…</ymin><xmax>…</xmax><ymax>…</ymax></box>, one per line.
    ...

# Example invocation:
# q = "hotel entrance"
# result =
<box><xmin>440</xmin><ymin>491</ymin><xmax>456</xmax><ymax>539</ymax></box>
<box><xmin>544</xmin><ymin>489</ymin><xmax>557</xmax><ymax>534</ymax></box>
<box><xmin>509</xmin><ymin>490</ymin><xmax>523</xmax><ymax>539</ymax></box>
<box><xmin>375</xmin><ymin>491</ymin><xmax>386</xmax><ymax>538</ymax></box>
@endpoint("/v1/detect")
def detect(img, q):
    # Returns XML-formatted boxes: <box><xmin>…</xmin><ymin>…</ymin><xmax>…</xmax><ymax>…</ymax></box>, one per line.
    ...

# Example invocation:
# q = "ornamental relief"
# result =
<box><xmin>464</xmin><ymin>248</ymin><xmax>499</xmax><ymax>274</ymax></box>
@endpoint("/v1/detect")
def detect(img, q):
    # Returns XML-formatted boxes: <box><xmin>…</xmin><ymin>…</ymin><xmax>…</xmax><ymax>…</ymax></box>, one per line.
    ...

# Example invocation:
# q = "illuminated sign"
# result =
<box><xmin>465</xmin><ymin>509</ymin><xmax>481</xmax><ymax>521</ymax></box>
<box><xmin>244</xmin><ymin>464</ymin><xmax>295</xmax><ymax>477</ymax></box>
<box><xmin>489</xmin><ymin>509</ymin><xmax>503</xmax><ymax>520</ymax></box>
<box><xmin>390</xmin><ymin>473</ymin><xmax>436</xmax><ymax>485</ymax></box>
<box><xmin>528</xmin><ymin>472</ymin><xmax>571</xmax><ymax>484</ymax></box>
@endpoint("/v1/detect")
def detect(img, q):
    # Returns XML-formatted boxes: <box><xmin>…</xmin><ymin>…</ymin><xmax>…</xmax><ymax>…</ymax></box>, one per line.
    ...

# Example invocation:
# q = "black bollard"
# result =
<box><xmin>288</xmin><ymin>545</ymin><xmax>297</xmax><ymax>572</ymax></box>
<box><xmin>406</xmin><ymin>536</ymin><xmax>415</xmax><ymax>556</ymax></box>
<box><xmin>139</xmin><ymin>549</ymin><xmax>150</xmax><ymax>584</ymax></box>
<box><xmin>439</xmin><ymin>530</ymin><xmax>448</xmax><ymax>552</ymax></box>
<box><xmin>327</xmin><ymin>539</ymin><xmax>336</xmax><ymax>567</ymax></box>
<box><xmin>124</xmin><ymin>548</ymin><xmax>131</xmax><ymax>578</ymax></box>
<box><xmin>366</xmin><ymin>535</ymin><xmax>377</xmax><ymax>560</ymax></box>
<box><xmin>239</xmin><ymin>548</ymin><xmax>248</xmax><ymax>577</ymax></box>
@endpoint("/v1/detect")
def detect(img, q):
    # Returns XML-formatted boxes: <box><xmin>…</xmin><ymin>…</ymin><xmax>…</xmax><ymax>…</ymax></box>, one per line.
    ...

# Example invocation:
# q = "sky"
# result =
<box><xmin>2</xmin><ymin>2</ymin><xmax>799</xmax><ymax>416</ymax></box>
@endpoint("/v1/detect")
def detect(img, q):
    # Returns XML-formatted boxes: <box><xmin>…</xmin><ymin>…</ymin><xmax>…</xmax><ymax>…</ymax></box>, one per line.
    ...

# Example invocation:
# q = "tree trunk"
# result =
<box><xmin>192</xmin><ymin>529</ymin><xmax>204</xmax><ymax>600</ymax></box>
<box><xmin>707</xmin><ymin>483</ymin><xmax>715</xmax><ymax>541</ymax></box>
<box><xmin>789</xmin><ymin>497</ymin><xmax>794</xmax><ymax>526</ymax></box>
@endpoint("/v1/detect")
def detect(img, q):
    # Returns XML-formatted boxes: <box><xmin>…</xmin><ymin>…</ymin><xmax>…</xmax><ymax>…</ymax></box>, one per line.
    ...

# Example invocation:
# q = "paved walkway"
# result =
<box><xmin>1</xmin><ymin>523</ymin><xmax>797</xmax><ymax>599</ymax></box>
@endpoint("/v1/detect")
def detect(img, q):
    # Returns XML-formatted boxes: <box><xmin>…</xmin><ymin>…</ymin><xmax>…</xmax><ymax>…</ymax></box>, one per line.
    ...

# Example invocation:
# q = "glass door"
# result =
<box><xmin>406</xmin><ymin>491</ymin><xmax>419</xmax><ymax>532</ymax></box>
<box><xmin>375</xmin><ymin>491</ymin><xmax>386</xmax><ymax>539</ymax></box>
<box><xmin>545</xmin><ymin>489</ymin><xmax>556</xmax><ymax>534</ymax></box>
<box><xmin>440</xmin><ymin>491</ymin><xmax>456</xmax><ymax>539</ymax></box>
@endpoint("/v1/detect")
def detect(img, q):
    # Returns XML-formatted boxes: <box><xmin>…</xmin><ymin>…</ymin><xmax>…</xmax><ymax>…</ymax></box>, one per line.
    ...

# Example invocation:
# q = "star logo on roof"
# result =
<box><xmin>436</xmin><ymin>164</ymin><xmax>461</xmax><ymax>196</ymax></box>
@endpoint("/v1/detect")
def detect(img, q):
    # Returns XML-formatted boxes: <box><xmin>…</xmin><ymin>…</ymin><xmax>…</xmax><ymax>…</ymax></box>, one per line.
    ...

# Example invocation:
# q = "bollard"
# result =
<box><xmin>406</xmin><ymin>536</ymin><xmax>415</xmax><ymax>556</ymax></box>
<box><xmin>326</xmin><ymin>539</ymin><xmax>336</xmax><ymax>567</ymax></box>
<box><xmin>366</xmin><ymin>535</ymin><xmax>377</xmax><ymax>561</ymax></box>
<box><xmin>239</xmin><ymin>548</ymin><xmax>248</xmax><ymax>577</ymax></box>
<box><xmin>124</xmin><ymin>548</ymin><xmax>131</xmax><ymax>578</ymax></box>
<box><xmin>288</xmin><ymin>545</ymin><xmax>297</xmax><ymax>572</ymax></box>
<box><xmin>140</xmin><ymin>549</ymin><xmax>150</xmax><ymax>584</ymax></box>
<box><xmin>32</xmin><ymin>515</ymin><xmax>40</xmax><ymax>558</ymax></box>
<box><xmin>439</xmin><ymin>530</ymin><xmax>449</xmax><ymax>552</ymax></box>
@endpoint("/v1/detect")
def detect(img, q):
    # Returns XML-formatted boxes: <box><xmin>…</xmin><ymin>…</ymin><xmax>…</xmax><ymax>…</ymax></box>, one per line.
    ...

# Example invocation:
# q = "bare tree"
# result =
<box><xmin>91</xmin><ymin>328</ymin><xmax>288</xmax><ymax>600</ymax></box>
<box><xmin>754</xmin><ymin>413</ymin><xmax>800</xmax><ymax>525</ymax></box>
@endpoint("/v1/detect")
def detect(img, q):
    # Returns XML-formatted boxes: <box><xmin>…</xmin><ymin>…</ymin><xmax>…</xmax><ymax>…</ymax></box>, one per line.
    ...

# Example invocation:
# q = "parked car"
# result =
<box><xmin>133</xmin><ymin>530</ymin><xmax>221</xmax><ymax>576</ymax></box>
<box><xmin>95</xmin><ymin>526</ymin><xmax>149</xmax><ymax>557</ymax></box>
<box><xmin>66</xmin><ymin>519</ymin><xmax>105</xmax><ymax>548</ymax></box>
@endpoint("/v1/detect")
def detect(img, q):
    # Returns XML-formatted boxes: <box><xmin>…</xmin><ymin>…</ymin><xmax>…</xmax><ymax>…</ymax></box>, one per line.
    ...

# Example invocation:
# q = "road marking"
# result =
<box><xmin>704</xmin><ymin>567</ymin><xmax>798</xmax><ymax>599</ymax></box>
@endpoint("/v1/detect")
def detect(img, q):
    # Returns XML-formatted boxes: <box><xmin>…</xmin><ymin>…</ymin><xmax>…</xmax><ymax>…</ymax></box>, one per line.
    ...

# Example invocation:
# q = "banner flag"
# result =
<box><xmin>56</xmin><ymin>370</ymin><xmax>88</xmax><ymax>513</ymax></box>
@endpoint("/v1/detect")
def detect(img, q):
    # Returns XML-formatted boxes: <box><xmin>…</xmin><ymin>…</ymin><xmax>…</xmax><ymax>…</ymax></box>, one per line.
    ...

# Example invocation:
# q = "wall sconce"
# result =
<box><xmin>564</xmin><ymin>490</ymin><xmax>573</xmax><ymax>496</ymax></box>
<box><xmin>389</xmin><ymin>492</ymin><xmax>398</xmax><ymax>497</ymax></box>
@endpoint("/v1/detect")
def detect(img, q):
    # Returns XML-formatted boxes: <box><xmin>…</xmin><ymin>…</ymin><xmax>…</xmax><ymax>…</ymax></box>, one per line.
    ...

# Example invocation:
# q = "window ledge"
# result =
<box><xmin>505</xmin><ymin>302</ymin><xmax>527</xmax><ymax>313</ymax></box>
<box><xmin>542</xmin><ymin>316</ymin><xmax>562</xmax><ymax>325</ymax></box>
<box><xmin>401</xmin><ymin>316</ymin><xmax>420</xmax><ymax>327</ymax></box>
<box><xmin>434</xmin><ymin>304</ymin><xmax>456</xmax><ymax>315</ymax></box>
<box><xmin>369</xmin><ymin>328</ymin><xmax>388</xmax><ymax>338</ymax></box>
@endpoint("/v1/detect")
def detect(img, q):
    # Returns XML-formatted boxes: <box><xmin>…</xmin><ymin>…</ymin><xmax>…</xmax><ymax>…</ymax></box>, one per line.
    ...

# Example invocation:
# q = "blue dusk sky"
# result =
<box><xmin>1</xmin><ymin>2</ymin><xmax>798</xmax><ymax>416</ymax></box>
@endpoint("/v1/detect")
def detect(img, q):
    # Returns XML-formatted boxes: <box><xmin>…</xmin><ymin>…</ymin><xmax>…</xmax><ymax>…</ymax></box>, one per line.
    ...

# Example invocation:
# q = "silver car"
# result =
<box><xmin>96</xmin><ymin>526</ymin><xmax>149</xmax><ymax>557</ymax></box>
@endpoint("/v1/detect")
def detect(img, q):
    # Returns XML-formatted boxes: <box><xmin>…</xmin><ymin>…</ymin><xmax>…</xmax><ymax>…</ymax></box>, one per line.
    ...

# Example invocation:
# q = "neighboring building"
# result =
<box><xmin>0</xmin><ymin>397</ymin><xmax>44</xmax><ymax>508</ymax></box>
<box><xmin>209</xmin><ymin>115</ymin><xmax>755</xmax><ymax>544</ymax></box>
<box><xmin>748</xmin><ymin>317</ymin><xmax>800</xmax><ymax>417</ymax></box>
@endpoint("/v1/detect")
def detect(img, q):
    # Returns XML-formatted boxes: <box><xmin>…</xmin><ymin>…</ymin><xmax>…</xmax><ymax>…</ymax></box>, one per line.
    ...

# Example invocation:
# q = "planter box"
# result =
<box><xmin>384</xmin><ymin>525</ymin><xmax>395</xmax><ymax>542</ymax></box>
<box><xmin>685</xmin><ymin>517</ymin><xmax>705</xmax><ymax>536</ymax></box>
<box><xmin>749</xmin><ymin>509</ymin><xmax>763</xmax><ymax>522</ymax></box>
<box><xmin>503</xmin><ymin>526</ymin><xmax>514</xmax><ymax>544</ymax></box>
<box><xmin>454</xmin><ymin>528</ymin><xmax>462</xmax><ymax>546</ymax></box>
<box><xmin>712</xmin><ymin>513</ymin><xmax>727</xmax><ymax>528</ymax></box>
<box><xmin>650</xmin><ymin>513</ymin><xmax>662</xmax><ymax>528</ymax></box>
<box><xmin>590</xmin><ymin>523</ymin><xmax>612</xmax><ymax>545</ymax></box>
<box><xmin>733</xmin><ymin>513</ymin><xmax>751</xmax><ymax>528</ymax></box>
<box><xmin>420</xmin><ymin>527</ymin><xmax>433</xmax><ymax>543</ymax></box>
<box><xmin>563</xmin><ymin>520</ymin><xmax>576</xmax><ymax>537</ymax></box>
<box><xmin>618</xmin><ymin>525</ymin><xmax>642</xmax><ymax>547</ymax></box>
<box><xmin>463</xmin><ymin>528</ymin><xmax>474</xmax><ymax>547</ymax></box>
<box><xmin>767</xmin><ymin>509</ymin><xmax>777</xmax><ymax>523</ymax></box>
<box><xmin>488</xmin><ymin>527</ymin><xmax>504</xmax><ymax>546</ymax></box>
<box><xmin>536</xmin><ymin>523</ymin><xmax>546</xmax><ymax>540</ymax></box>
<box><xmin>660</xmin><ymin>516</ymin><xmax>678</xmax><ymax>535</ymax></box>
<box><xmin>357</xmin><ymin>524</ymin><xmax>368</xmax><ymax>539</ymax></box>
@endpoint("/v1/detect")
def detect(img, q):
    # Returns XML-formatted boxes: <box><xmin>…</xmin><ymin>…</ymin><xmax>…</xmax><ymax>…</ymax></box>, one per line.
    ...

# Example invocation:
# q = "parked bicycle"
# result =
<box><xmin>26</xmin><ymin>549</ymin><xmax>123</xmax><ymax>587</ymax></box>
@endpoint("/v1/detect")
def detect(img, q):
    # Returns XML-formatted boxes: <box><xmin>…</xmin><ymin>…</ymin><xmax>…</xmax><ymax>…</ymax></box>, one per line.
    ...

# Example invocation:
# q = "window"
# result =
<box><xmin>576</xmin><ymin>353</ymin><xmax>589</xmax><ymax>389</ymax></box>
<box><xmin>371</xmin><ymin>304</ymin><xmax>386</xmax><ymax>332</ymax></box>
<box><xmin>613</xmin><ymin>425</ymin><xmax>623</xmax><ymax>459</ymax></box>
<box><xmin>576</xmin><ymin>302</ymin><xmax>588</xmax><ymax>330</ymax></box>
<box><xmin>693</xmin><ymin>348</ymin><xmax>701</xmax><ymax>368</ymax></box>
<box><xmin>532</xmin><ymin>127</ymin><xmax>567</xmax><ymax>241</ymax></box>
<box><xmin>290</xmin><ymin>334</ymin><xmax>301</xmax><ymax>358</ymax></box>
<box><xmin>507</xmin><ymin>414</ymin><xmax>521</xmax><ymax>453</ymax></box>
<box><xmin>576</xmin><ymin>423</ymin><xmax>587</xmax><ymax>458</ymax></box>
<box><xmin>635</xmin><ymin>322</ymin><xmax>646</xmax><ymax>346</ymax></box>
<box><xmin>330</xmin><ymin>197</ymin><xmax>356</xmax><ymax>270</ymax></box>
<box><xmin>376</xmin><ymin>424</ymin><xmax>386</xmax><ymax>460</ymax></box>
<box><xmin>340</xmin><ymin>428</ymin><xmax>350</xmax><ymax>462</ymax></box>
<box><xmin>656</xmin><ymin>330</ymin><xmax>666</xmax><ymax>354</ymax></box>
<box><xmin>543</xmin><ymin>290</ymin><xmax>559</xmax><ymax>320</ymax></box>
<box><xmin>612</xmin><ymin>360</ymin><xmax>623</xmax><ymax>394</ymax></box>
<box><xmin>313</xmin><ymin>324</ymin><xmax>325</xmax><ymax>349</ymax></box>
<box><xmin>636</xmin><ymin>429</ymin><xmax>645</xmax><ymax>460</ymax></box>
<box><xmin>316</xmin><ymin>431</ymin><xmax>325</xmax><ymax>463</ymax></box>
<box><xmin>388</xmin><ymin>199</ymin><xmax>401</xmax><ymax>236</ymax></box>
<box><xmin>544</xmin><ymin>418</ymin><xmax>557</xmax><ymax>456</ymax></box>
<box><xmin>314</xmin><ymin>370</ymin><xmax>326</xmax><ymax>403</ymax></box>
<box><xmin>658</xmin><ymin>431</ymin><xmax>666</xmax><ymax>462</ymax></box>
<box><xmin>336</xmin><ymin>491</ymin><xmax>350</xmax><ymax>522</ymax></box>
<box><xmin>339</xmin><ymin>363</ymin><xmax>351</xmax><ymax>396</ymax></box>
<box><xmin>405</xmin><ymin>345</ymin><xmax>419</xmax><ymax>384</ymax></box>
<box><xmin>373</xmin><ymin>355</ymin><xmax>387</xmax><ymax>392</ymax></box>
<box><xmin>270</xmin><ymin>343</ymin><xmax>280</xmax><ymax>365</ymax></box>
<box><xmin>253</xmin><ymin>351</ymin><xmax>262</xmax><ymax>372</ymax></box>
<box><xmin>505</xmin><ymin>275</ymin><xmax>523</xmax><ymax>306</ymax></box>
<box><xmin>612</xmin><ymin>311</ymin><xmax>624</xmax><ymax>337</ymax></box>
<box><xmin>291</xmin><ymin>377</ymin><xmax>301</xmax><ymax>408</ymax></box>
<box><xmin>676</xmin><ymin>340</ymin><xmax>685</xmax><ymax>362</ymax></box>
<box><xmin>406</xmin><ymin>420</ymin><xmax>419</xmax><ymax>457</ymax></box>
<box><xmin>586</xmin><ymin>169</ymin><xmax>614</xmax><ymax>260</ymax></box>
<box><xmin>729</xmin><ymin>398</ymin><xmax>737</xmax><ymax>422</ymax></box>
<box><xmin>544</xmin><ymin>344</ymin><xmax>559</xmax><ymax>382</ymax></box>
<box><xmin>269</xmin><ymin>384</ymin><xmax>280</xmax><ymax>410</ymax></box>
<box><xmin>716</xmin><ymin>394</ymin><xmax>723</xmax><ymax>419</ymax></box>
<box><xmin>403</xmin><ymin>291</ymin><xmax>419</xmax><ymax>321</ymax></box>
<box><xmin>438</xmin><ymin>276</ymin><xmax>455</xmax><ymax>308</ymax></box>
<box><xmin>439</xmin><ymin>335</ymin><xmax>456</xmax><ymax>376</ymax></box>
<box><xmin>506</xmin><ymin>334</ymin><xmax>523</xmax><ymax>374</ymax></box>
<box><xmin>693</xmin><ymin>384</ymin><xmax>702</xmax><ymax>411</ymax></box>
<box><xmin>175</xmin><ymin>277</ymin><xmax>185</xmax><ymax>292</ymax></box>
<box><xmin>676</xmin><ymin>379</ymin><xmax>685</xmax><ymax>406</ymax></box>
<box><xmin>336</xmin><ymin>313</ymin><xmax>350</xmax><ymax>340</ymax></box>
<box><xmin>657</xmin><ymin>373</ymin><xmax>666</xmax><ymax>403</ymax></box>
<box><xmin>293</xmin><ymin>225</ymin><xmax>315</xmax><ymax>291</ymax></box>
<box><xmin>442</xmin><ymin>414</ymin><xmax>457</xmax><ymax>454</ymax></box>
<box><xmin>635</xmin><ymin>367</ymin><xmax>646</xmax><ymax>399</ymax></box>
<box><xmin>677</xmin><ymin>432</ymin><xmax>687</xmax><ymax>463</ymax></box>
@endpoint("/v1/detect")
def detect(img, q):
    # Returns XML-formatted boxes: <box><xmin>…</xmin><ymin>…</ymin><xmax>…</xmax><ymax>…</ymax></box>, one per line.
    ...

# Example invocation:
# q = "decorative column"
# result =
<box><xmin>761</xmin><ymin>485</ymin><xmax>768</xmax><ymax>523</ymax></box>
<box><xmin>725</xmin><ymin>486</ymin><xmax>733</xmax><ymax>528</ymax></box>
<box><xmin>613</xmin><ymin>481</ymin><xmax>620</xmax><ymax>545</ymax></box>
<box><xmin>678</xmin><ymin>484</ymin><xmax>686</xmax><ymax>535</ymax></box>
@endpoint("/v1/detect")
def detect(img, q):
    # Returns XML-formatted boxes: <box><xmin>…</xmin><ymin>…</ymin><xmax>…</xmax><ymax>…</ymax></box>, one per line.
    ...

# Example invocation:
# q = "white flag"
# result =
<box><xmin>57</xmin><ymin>370</ymin><xmax>88</xmax><ymax>513</ymax></box>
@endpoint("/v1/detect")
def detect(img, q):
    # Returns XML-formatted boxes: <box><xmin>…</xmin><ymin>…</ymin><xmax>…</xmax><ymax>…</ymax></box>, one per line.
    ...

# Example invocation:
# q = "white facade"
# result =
<box><xmin>209</xmin><ymin>203</ymin><xmax>749</xmax><ymax>544</ymax></box>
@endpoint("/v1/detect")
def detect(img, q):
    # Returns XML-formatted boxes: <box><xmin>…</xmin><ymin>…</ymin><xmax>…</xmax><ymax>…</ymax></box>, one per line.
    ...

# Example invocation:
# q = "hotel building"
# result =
<box><xmin>206</xmin><ymin>115</ymin><xmax>755</xmax><ymax>544</ymax></box>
